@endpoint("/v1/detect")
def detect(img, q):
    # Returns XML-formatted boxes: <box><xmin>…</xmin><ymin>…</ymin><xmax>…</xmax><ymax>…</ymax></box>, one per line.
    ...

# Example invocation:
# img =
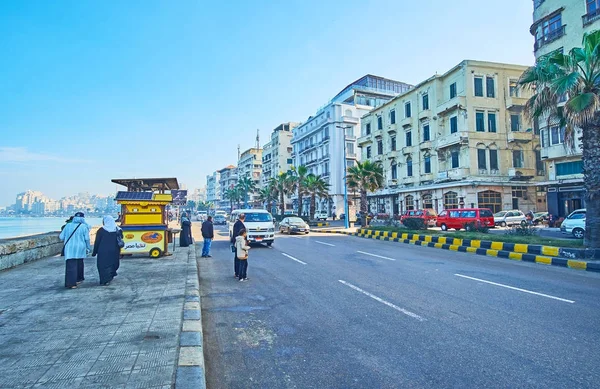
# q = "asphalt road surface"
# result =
<box><xmin>199</xmin><ymin>226</ymin><xmax>600</xmax><ymax>389</ymax></box>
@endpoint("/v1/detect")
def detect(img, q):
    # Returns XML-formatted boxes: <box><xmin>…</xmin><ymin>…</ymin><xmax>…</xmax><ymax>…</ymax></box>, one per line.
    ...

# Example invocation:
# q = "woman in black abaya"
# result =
<box><xmin>180</xmin><ymin>212</ymin><xmax>193</xmax><ymax>247</ymax></box>
<box><xmin>92</xmin><ymin>216</ymin><xmax>122</xmax><ymax>286</ymax></box>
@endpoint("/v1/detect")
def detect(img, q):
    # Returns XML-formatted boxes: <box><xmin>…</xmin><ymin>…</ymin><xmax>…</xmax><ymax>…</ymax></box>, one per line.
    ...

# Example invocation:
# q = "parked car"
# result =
<box><xmin>229</xmin><ymin>209</ymin><xmax>275</xmax><ymax>246</ymax></box>
<box><xmin>560</xmin><ymin>208</ymin><xmax>586</xmax><ymax>239</ymax></box>
<box><xmin>196</xmin><ymin>211</ymin><xmax>208</xmax><ymax>222</ymax></box>
<box><xmin>493</xmin><ymin>210</ymin><xmax>527</xmax><ymax>227</ymax></box>
<box><xmin>436</xmin><ymin>208</ymin><xmax>495</xmax><ymax>231</ymax></box>
<box><xmin>400</xmin><ymin>209</ymin><xmax>437</xmax><ymax>227</ymax></box>
<box><xmin>313</xmin><ymin>211</ymin><xmax>328</xmax><ymax>221</ymax></box>
<box><xmin>532</xmin><ymin>212</ymin><xmax>549</xmax><ymax>226</ymax></box>
<box><xmin>213</xmin><ymin>215</ymin><xmax>227</xmax><ymax>225</ymax></box>
<box><xmin>279</xmin><ymin>217</ymin><xmax>310</xmax><ymax>235</ymax></box>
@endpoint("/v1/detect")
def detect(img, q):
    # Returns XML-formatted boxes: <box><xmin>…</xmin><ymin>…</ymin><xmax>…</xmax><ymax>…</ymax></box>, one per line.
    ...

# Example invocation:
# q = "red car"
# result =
<box><xmin>435</xmin><ymin>208</ymin><xmax>495</xmax><ymax>231</ymax></box>
<box><xmin>400</xmin><ymin>209</ymin><xmax>437</xmax><ymax>227</ymax></box>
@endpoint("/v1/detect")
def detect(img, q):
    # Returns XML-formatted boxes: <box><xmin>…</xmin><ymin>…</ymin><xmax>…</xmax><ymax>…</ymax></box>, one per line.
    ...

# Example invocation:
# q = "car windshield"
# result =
<box><xmin>568</xmin><ymin>213</ymin><xmax>586</xmax><ymax>220</ymax></box>
<box><xmin>244</xmin><ymin>213</ymin><xmax>273</xmax><ymax>222</ymax></box>
<box><xmin>288</xmin><ymin>217</ymin><xmax>304</xmax><ymax>224</ymax></box>
<box><xmin>494</xmin><ymin>211</ymin><xmax>507</xmax><ymax>217</ymax></box>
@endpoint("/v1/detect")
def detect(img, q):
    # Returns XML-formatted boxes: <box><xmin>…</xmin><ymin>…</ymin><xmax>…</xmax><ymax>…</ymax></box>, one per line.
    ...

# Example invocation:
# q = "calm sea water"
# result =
<box><xmin>0</xmin><ymin>217</ymin><xmax>103</xmax><ymax>239</ymax></box>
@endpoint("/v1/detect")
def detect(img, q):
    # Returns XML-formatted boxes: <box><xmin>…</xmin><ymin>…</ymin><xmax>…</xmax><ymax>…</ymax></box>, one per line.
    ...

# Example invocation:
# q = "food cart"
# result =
<box><xmin>112</xmin><ymin>177</ymin><xmax>179</xmax><ymax>258</ymax></box>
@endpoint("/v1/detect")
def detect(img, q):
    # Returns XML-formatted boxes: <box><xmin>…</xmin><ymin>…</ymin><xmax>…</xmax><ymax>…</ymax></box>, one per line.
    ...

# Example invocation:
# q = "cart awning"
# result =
<box><xmin>111</xmin><ymin>178</ymin><xmax>179</xmax><ymax>192</ymax></box>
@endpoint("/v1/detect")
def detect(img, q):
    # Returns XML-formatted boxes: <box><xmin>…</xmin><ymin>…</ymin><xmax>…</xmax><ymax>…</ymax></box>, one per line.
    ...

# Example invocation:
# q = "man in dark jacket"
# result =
<box><xmin>201</xmin><ymin>216</ymin><xmax>215</xmax><ymax>258</ymax></box>
<box><xmin>231</xmin><ymin>214</ymin><xmax>246</xmax><ymax>277</ymax></box>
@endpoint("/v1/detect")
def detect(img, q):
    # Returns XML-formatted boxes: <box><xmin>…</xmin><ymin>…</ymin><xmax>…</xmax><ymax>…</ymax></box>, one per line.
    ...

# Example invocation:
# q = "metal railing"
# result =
<box><xmin>583</xmin><ymin>8</ymin><xmax>600</xmax><ymax>26</ymax></box>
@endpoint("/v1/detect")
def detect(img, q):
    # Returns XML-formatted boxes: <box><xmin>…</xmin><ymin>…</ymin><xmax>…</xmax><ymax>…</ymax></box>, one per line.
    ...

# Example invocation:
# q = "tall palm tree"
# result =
<box><xmin>236</xmin><ymin>176</ymin><xmax>256</xmax><ymax>208</ymax></box>
<box><xmin>223</xmin><ymin>188</ymin><xmax>239</xmax><ymax>213</ymax></box>
<box><xmin>258</xmin><ymin>185</ymin><xmax>277</xmax><ymax>213</ymax></box>
<box><xmin>291</xmin><ymin>165</ymin><xmax>308</xmax><ymax>216</ymax></box>
<box><xmin>519</xmin><ymin>31</ymin><xmax>600</xmax><ymax>248</ymax></box>
<box><xmin>347</xmin><ymin>160</ymin><xmax>384</xmax><ymax>227</ymax></box>
<box><xmin>304</xmin><ymin>174</ymin><xmax>330</xmax><ymax>219</ymax></box>
<box><xmin>271</xmin><ymin>172</ymin><xmax>294</xmax><ymax>216</ymax></box>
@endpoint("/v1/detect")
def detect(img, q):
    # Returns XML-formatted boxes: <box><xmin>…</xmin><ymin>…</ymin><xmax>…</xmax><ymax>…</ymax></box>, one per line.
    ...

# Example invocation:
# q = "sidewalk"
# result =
<box><xmin>0</xmin><ymin>242</ymin><xmax>200</xmax><ymax>388</ymax></box>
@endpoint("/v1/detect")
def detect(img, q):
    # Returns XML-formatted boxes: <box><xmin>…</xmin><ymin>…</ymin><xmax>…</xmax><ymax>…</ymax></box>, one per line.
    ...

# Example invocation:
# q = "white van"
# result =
<box><xmin>229</xmin><ymin>209</ymin><xmax>275</xmax><ymax>246</ymax></box>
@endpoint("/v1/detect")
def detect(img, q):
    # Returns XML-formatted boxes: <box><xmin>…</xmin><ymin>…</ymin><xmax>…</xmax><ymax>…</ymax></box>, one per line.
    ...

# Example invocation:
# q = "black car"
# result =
<box><xmin>279</xmin><ymin>217</ymin><xmax>310</xmax><ymax>234</ymax></box>
<box><xmin>213</xmin><ymin>215</ymin><xmax>227</xmax><ymax>225</ymax></box>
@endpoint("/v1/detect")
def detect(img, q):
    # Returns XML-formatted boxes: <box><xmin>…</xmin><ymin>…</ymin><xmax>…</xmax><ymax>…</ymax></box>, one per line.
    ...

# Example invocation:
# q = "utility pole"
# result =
<box><xmin>336</xmin><ymin>125</ymin><xmax>351</xmax><ymax>229</ymax></box>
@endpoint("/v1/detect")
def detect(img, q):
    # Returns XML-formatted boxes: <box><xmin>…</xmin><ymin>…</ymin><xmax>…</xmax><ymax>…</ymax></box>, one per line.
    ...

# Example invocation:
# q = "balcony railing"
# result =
<box><xmin>583</xmin><ymin>8</ymin><xmax>600</xmax><ymax>26</ymax></box>
<box><xmin>534</xmin><ymin>25</ymin><xmax>566</xmax><ymax>51</ymax></box>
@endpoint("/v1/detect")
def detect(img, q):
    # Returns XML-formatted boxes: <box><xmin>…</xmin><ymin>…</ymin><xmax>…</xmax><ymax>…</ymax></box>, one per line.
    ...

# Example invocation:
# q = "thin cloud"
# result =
<box><xmin>0</xmin><ymin>147</ymin><xmax>90</xmax><ymax>164</ymax></box>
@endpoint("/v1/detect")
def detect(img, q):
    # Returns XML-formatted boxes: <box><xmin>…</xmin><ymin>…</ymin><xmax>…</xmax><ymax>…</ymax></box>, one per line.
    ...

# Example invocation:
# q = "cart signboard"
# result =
<box><xmin>171</xmin><ymin>190</ymin><xmax>187</xmax><ymax>205</ymax></box>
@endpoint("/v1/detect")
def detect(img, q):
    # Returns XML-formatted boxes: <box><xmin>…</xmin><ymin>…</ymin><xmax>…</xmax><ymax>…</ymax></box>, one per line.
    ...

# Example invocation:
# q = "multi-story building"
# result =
<box><xmin>530</xmin><ymin>0</ymin><xmax>598</xmax><ymax>216</ymax></box>
<box><xmin>292</xmin><ymin>75</ymin><xmax>412</xmax><ymax>217</ymax></box>
<box><xmin>15</xmin><ymin>190</ymin><xmax>45</xmax><ymax>212</ymax></box>
<box><xmin>218</xmin><ymin>165</ymin><xmax>237</xmax><ymax>208</ymax></box>
<box><xmin>358</xmin><ymin>60</ymin><xmax>543</xmax><ymax>215</ymax></box>
<box><xmin>206</xmin><ymin>171</ymin><xmax>221</xmax><ymax>205</ymax></box>
<box><xmin>262</xmin><ymin>123</ymin><xmax>298</xmax><ymax>187</ymax></box>
<box><xmin>238</xmin><ymin>148</ymin><xmax>263</xmax><ymax>206</ymax></box>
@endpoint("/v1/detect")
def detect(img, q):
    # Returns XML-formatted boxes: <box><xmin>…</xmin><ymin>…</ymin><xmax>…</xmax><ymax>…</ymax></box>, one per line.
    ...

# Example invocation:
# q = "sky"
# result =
<box><xmin>0</xmin><ymin>0</ymin><xmax>535</xmax><ymax>207</ymax></box>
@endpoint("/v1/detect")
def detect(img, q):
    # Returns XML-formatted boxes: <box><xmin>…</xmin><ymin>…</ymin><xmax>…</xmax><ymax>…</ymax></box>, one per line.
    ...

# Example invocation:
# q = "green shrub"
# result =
<box><xmin>464</xmin><ymin>221</ymin><xmax>489</xmax><ymax>233</ymax></box>
<box><xmin>505</xmin><ymin>224</ymin><xmax>539</xmax><ymax>237</ymax></box>
<box><xmin>402</xmin><ymin>218</ymin><xmax>427</xmax><ymax>230</ymax></box>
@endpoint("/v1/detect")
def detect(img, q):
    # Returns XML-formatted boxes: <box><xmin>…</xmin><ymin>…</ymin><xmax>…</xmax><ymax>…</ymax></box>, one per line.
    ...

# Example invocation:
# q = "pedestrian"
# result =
<box><xmin>92</xmin><ymin>216</ymin><xmax>123</xmax><ymax>286</ymax></box>
<box><xmin>231</xmin><ymin>213</ymin><xmax>246</xmax><ymax>278</ymax></box>
<box><xmin>61</xmin><ymin>216</ymin><xmax>74</xmax><ymax>231</ymax></box>
<box><xmin>235</xmin><ymin>228</ymin><xmax>251</xmax><ymax>282</ymax></box>
<box><xmin>180</xmin><ymin>212</ymin><xmax>193</xmax><ymax>247</ymax></box>
<box><xmin>59</xmin><ymin>212</ymin><xmax>91</xmax><ymax>289</ymax></box>
<box><xmin>332</xmin><ymin>212</ymin><xmax>336</xmax><ymax>221</ymax></box>
<box><xmin>201</xmin><ymin>216</ymin><xmax>214</xmax><ymax>258</ymax></box>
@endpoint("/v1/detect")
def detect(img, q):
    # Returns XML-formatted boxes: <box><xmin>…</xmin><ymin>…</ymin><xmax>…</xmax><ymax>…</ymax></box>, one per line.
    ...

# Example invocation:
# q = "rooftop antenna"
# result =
<box><xmin>256</xmin><ymin>129</ymin><xmax>260</xmax><ymax>149</ymax></box>
<box><xmin>237</xmin><ymin>144</ymin><xmax>241</xmax><ymax>160</ymax></box>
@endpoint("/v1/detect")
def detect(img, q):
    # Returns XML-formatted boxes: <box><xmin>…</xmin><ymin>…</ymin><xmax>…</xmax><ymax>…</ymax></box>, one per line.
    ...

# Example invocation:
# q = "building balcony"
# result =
<box><xmin>321</xmin><ymin>135</ymin><xmax>330</xmax><ymax>144</ymax></box>
<box><xmin>436</xmin><ymin>96</ymin><xmax>466</xmax><ymax>116</ymax></box>
<box><xmin>418</xmin><ymin>109</ymin><xmax>431</xmax><ymax>121</ymax></box>
<box><xmin>583</xmin><ymin>9</ymin><xmax>600</xmax><ymax>26</ymax></box>
<box><xmin>387</xmin><ymin>150</ymin><xmax>400</xmax><ymax>159</ymax></box>
<box><xmin>346</xmin><ymin>152</ymin><xmax>357</xmax><ymax>159</ymax></box>
<box><xmin>508</xmin><ymin>167</ymin><xmax>536</xmax><ymax>178</ymax></box>
<box><xmin>400</xmin><ymin>117</ymin><xmax>412</xmax><ymax>128</ymax></box>
<box><xmin>540</xmin><ymin>144</ymin><xmax>581</xmax><ymax>160</ymax></box>
<box><xmin>387</xmin><ymin>179</ymin><xmax>398</xmax><ymax>187</ymax></box>
<box><xmin>419</xmin><ymin>140</ymin><xmax>433</xmax><ymax>150</ymax></box>
<box><xmin>372</xmin><ymin>129</ymin><xmax>384</xmax><ymax>139</ymax></box>
<box><xmin>437</xmin><ymin>168</ymin><xmax>470</xmax><ymax>180</ymax></box>
<box><xmin>508</xmin><ymin>131</ymin><xmax>534</xmax><ymax>143</ymax></box>
<box><xmin>506</xmin><ymin>95</ymin><xmax>528</xmax><ymax>109</ymax></box>
<box><xmin>534</xmin><ymin>25</ymin><xmax>565</xmax><ymax>52</ymax></box>
<box><xmin>435</xmin><ymin>131</ymin><xmax>468</xmax><ymax>149</ymax></box>
<box><xmin>420</xmin><ymin>173</ymin><xmax>434</xmax><ymax>181</ymax></box>
<box><xmin>387</xmin><ymin>123</ymin><xmax>397</xmax><ymax>134</ymax></box>
<box><xmin>358</xmin><ymin>134</ymin><xmax>373</xmax><ymax>146</ymax></box>
<box><xmin>345</xmin><ymin>135</ymin><xmax>357</xmax><ymax>141</ymax></box>
<box><xmin>373</xmin><ymin>154</ymin><xmax>384</xmax><ymax>162</ymax></box>
<box><xmin>402</xmin><ymin>146</ymin><xmax>416</xmax><ymax>155</ymax></box>
<box><xmin>342</xmin><ymin>116</ymin><xmax>359</xmax><ymax>125</ymax></box>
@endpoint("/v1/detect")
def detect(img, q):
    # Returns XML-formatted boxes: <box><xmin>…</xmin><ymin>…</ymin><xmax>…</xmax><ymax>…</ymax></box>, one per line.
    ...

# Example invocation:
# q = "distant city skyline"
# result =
<box><xmin>0</xmin><ymin>0</ymin><xmax>535</xmax><ymax>207</ymax></box>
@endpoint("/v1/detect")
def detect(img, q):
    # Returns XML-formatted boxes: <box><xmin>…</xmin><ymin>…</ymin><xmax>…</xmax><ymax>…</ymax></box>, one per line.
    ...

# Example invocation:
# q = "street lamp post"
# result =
<box><xmin>336</xmin><ymin>125</ymin><xmax>351</xmax><ymax>229</ymax></box>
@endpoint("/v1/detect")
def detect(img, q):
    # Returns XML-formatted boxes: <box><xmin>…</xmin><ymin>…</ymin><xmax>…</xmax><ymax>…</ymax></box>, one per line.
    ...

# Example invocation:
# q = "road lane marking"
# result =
<box><xmin>356</xmin><ymin>250</ymin><xmax>396</xmax><ymax>261</ymax></box>
<box><xmin>315</xmin><ymin>241</ymin><xmax>335</xmax><ymax>247</ymax></box>
<box><xmin>282</xmin><ymin>253</ymin><xmax>307</xmax><ymax>265</ymax></box>
<box><xmin>338</xmin><ymin>280</ymin><xmax>425</xmax><ymax>321</ymax></box>
<box><xmin>454</xmin><ymin>274</ymin><xmax>575</xmax><ymax>304</ymax></box>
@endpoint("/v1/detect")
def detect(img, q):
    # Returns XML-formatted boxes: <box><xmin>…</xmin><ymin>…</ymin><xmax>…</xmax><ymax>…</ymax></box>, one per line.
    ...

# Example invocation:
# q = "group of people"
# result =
<box><xmin>59</xmin><ymin>213</ymin><xmax>123</xmax><ymax>288</ymax></box>
<box><xmin>231</xmin><ymin>213</ymin><xmax>251</xmax><ymax>282</ymax></box>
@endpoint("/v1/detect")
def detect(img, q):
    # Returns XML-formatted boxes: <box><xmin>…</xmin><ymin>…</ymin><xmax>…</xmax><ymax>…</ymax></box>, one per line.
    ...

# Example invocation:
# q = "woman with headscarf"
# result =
<box><xmin>59</xmin><ymin>212</ymin><xmax>91</xmax><ymax>289</ymax></box>
<box><xmin>180</xmin><ymin>212</ymin><xmax>193</xmax><ymax>247</ymax></box>
<box><xmin>92</xmin><ymin>216</ymin><xmax>122</xmax><ymax>286</ymax></box>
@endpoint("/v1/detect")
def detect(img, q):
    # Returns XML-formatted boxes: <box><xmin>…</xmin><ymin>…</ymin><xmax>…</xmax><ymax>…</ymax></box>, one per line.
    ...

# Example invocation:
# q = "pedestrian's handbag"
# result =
<box><xmin>61</xmin><ymin>223</ymin><xmax>82</xmax><ymax>256</ymax></box>
<box><xmin>116</xmin><ymin>230</ymin><xmax>125</xmax><ymax>248</ymax></box>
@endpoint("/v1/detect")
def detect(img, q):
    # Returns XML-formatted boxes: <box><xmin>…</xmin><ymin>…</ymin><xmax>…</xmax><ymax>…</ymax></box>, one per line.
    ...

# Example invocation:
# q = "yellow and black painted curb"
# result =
<box><xmin>310</xmin><ymin>222</ymin><xmax>330</xmax><ymax>227</ymax></box>
<box><xmin>321</xmin><ymin>229</ymin><xmax>599</xmax><ymax>273</ymax></box>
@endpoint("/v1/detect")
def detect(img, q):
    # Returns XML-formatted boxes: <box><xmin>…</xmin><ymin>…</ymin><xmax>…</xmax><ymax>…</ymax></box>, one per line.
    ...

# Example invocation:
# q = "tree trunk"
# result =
<box><xmin>310</xmin><ymin>194</ymin><xmax>316</xmax><ymax>219</ymax></box>
<box><xmin>360</xmin><ymin>190</ymin><xmax>368</xmax><ymax>228</ymax></box>
<box><xmin>582</xmin><ymin>123</ymin><xmax>600</xmax><ymax>249</ymax></box>
<box><xmin>298</xmin><ymin>189</ymin><xmax>303</xmax><ymax>217</ymax></box>
<box><xmin>279</xmin><ymin>192</ymin><xmax>285</xmax><ymax>216</ymax></box>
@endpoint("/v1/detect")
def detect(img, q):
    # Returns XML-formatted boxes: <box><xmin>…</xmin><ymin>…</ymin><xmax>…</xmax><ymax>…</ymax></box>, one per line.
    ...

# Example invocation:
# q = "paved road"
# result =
<box><xmin>200</xmin><ymin>226</ymin><xmax>600</xmax><ymax>389</ymax></box>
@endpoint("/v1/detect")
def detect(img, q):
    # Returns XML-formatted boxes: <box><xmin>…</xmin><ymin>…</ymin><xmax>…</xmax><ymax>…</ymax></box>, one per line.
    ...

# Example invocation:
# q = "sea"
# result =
<box><xmin>0</xmin><ymin>217</ymin><xmax>104</xmax><ymax>240</ymax></box>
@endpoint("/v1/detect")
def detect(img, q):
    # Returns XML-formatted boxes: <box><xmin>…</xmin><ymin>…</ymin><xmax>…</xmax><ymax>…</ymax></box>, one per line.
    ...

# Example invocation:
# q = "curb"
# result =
<box><xmin>175</xmin><ymin>246</ymin><xmax>206</xmax><ymax>389</ymax></box>
<box><xmin>321</xmin><ymin>229</ymin><xmax>600</xmax><ymax>273</ymax></box>
<box><xmin>309</xmin><ymin>222</ymin><xmax>330</xmax><ymax>227</ymax></box>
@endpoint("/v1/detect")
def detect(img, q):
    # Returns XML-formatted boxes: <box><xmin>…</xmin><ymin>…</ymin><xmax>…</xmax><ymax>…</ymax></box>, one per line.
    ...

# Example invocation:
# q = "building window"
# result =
<box><xmin>405</xmin><ymin>102</ymin><xmax>412</xmax><ymax>118</ymax></box>
<box><xmin>550</xmin><ymin>126</ymin><xmax>565</xmax><ymax>145</ymax></box>
<box><xmin>512</xmin><ymin>150</ymin><xmax>524</xmax><ymax>168</ymax></box>
<box><xmin>477</xmin><ymin>190</ymin><xmax>502</xmax><ymax>213</ymax></box>
<box><xmin>423</xmin><ymin>124</ymin><xmax>430</xmax><ymax>141</ymax></box>
<box><xmin>450</xmin><ymin>116</ymin><xmax>458</xmax><ymax>133</ymax></box>
<box><xmin>511</xmin><ymin>114</ymin><xmax>521</xmax><ymax>131</ymax></box>
<box><xmin>406</xmin><ymin>131</ymin><xmax>412</xmax><ymax>147</ymax></box>
<box><xmin>535</xmin><ymin>150</ymin><xmax>545</xmax><ymax>176</ymax></box>
<box><xmin>287</xmin><ymin>158</ymin><xmax>293</xmax><ymax>164</ymax></box>
<box><xmin>365</xmin><ymin>123</ymin><xmax>371</xmax><ymax>135</ymax></box>
<box><xmin>450</xmin><ymin>82</ymin><xmax>457</xmax><ymax>99</ymax></box>
<box><xmin>536</xmin><ymin>14</ymin><xmax>563</xmax><ymax>50</ymax></box>
<box><xmin>541</xmin><ymin>129</ymin><xmax>549</xmax><ymax>147</ymax></box>
<box><xmin>422</xmin><ymin>194</ymin><xmax>433</xmax><ymax>209</ymax></box>
<box><xmin>377</xmin><ymin>116</ymin><xmax>383</xmax><ymax>130</ymax></box>
<box><xmin>476</xmin><ymin>111</ymin><xmax>485</xmax><ymax>132</ymax></box>
<box><xmin>477</xmin><ymin>149</ymin><xmax>487</xmax><ymax>170</ymax></box>
<box><xmin>474</xmin><ymin>76</ymin><xmax>484</xmax><ymax>97</ymax></box>
<box><xmin>488</xmin><ymin>112</ymin><xmax>497</xmax><ymax>132</ymax></box>
<box><xmin>366</xmin><ymin>146</ymin><xmax>371</xmax><ymax>158</ymax></box>
<box><xmin>391</xmin><ymin>136</ymin><xmax>397</xmax><ymax>151</ymax></box>
<box><xmin>424</xmin><ymin>155</ymin><xmax>431</xmax><ymax>173</ymax></box>
<box><xmin>390</xmin><ymin>110</ymin><xmax>396</xmax><ymax>124</ymax></box>
<box><xmin>422</xmin><ymin>94</ymin><xmax>429</xmax><ymax>110</ymax></box>
<box><xmin>512</xmin><ymin>186</ymin><xmax>527</xmax><ymax>198</ymax></box>
<box><xmin>556</xmin><ymin>161</ymin><xmax>584</xmax><ymax>176</ymax></box>
<box><xmin>509</xmin><ymin>79</ymin><xmax>519</xmax><ymax>97</ymax></box>
<box><xmin>486</xmin><ymin>76</ymin><xmax>495</xmax><ymax>98</ymax></box>
<box><xmin>587</xmin><ymin>0</ymin><xmax>600</xmax><ymax>14</ymax></box>
<box><xmin>489</xmin><ymin>149</ymin><xmax>499</xmax><ymax>170</ymax></box>
<box><xmin>407</xmin><ymin>158</ymin><xmax>413</xmax><ymax>177</ymax></box>
<box><xmin>444</xmin><ymin>191</ymin><xmax>458</xmax><ymax>209</ymax></box>
<box><xmin>451</xmin><ymin>150</ymin><xmax>459</xmax><ymax>168</ymax></box>
<box><xmin>377</xmin><ymin>139</ymin><xmax>383</xmax><ymax>155</ymax></box>
<box><xmin>405</xmin><ymin>195</ymin><xmax>415</xmax><ymax>210</ymax></box>
<box><xmin>391</xmin><ymin>162</ymin><xmax>398</xmax><ymax>179</ymax></box>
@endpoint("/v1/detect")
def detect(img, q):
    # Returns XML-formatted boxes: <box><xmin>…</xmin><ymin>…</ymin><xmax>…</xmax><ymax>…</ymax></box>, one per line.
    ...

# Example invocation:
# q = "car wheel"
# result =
<box><xmin>305</xmin><ymin>231</ymin><xmax>309</xmax><ymax>234</ymax></box>
<box><xmin>573</xmin><ymin>228</ymin><xmax>585</xmax><ymax>239</ymax></box>
<box><xmin>520</xmin><ymin>220</ymin><xmax>527</xmax><ymax>227</ymax></box>
<box><xmin>267</xmin><ymin>242</ymin><xmax>273</xmax><ymax>247</ymax></box>
<box><xmin>287</xmin><ymin>227</ymin><xmax>291</xmax><ymax>235</ymax></box>
<box><xmin>440</xmin><ymin>224</ymin><xmax>448</xmax><ymax>231</ymax></box>
<box><xmin>500</xmin><ymin>221</ymin><xmax>507</xmax><ymax>227</ymax></box>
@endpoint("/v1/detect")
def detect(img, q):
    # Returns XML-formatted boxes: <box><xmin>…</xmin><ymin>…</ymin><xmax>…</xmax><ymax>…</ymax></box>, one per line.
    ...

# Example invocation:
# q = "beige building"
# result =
<box><xmin>530</xmin><ymin>0</ymin><xmax>598</xmax><ymax>217</ymax></box>
<box><xmin>262</xmin><ymin>123</ymin><xmax>298</xmax><ymax>187</ymax></box>
<box><xmin>238</xmin><ymin>148</ymin><xmax>263</xmax><ymax>205</ymax></box>
<box><xmin>218</xmin><ymin>165</ymin><xmax>237</xmax><ymax>208</ymax></box>
<box><xmin>358</xmin><ymin>60</ymin><xmax>543</xmax><ymax>215</ymax></box>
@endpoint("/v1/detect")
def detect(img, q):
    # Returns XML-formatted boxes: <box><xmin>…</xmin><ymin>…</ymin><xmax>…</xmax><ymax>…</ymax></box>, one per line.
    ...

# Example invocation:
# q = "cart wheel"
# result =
<box><xmin>149</xmin><ymin>248</ymin><xmax>162</xmax><ymax>258</ymax></box>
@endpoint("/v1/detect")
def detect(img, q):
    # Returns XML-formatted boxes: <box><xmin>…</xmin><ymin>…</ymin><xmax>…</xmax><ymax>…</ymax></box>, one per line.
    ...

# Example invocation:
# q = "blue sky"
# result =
<box><xmin>0</xmin><ymin>0</ymin><xmax>535</xmax><ymax>206</ymax></box>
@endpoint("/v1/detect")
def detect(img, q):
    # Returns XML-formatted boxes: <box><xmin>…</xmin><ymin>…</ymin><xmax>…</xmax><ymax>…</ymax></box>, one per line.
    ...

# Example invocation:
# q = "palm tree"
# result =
<box><xmin>347</xmin><ymin>160</ymin><xmax>384</xmax><ymax>227</ymax></box>
<box><xmin>223</xmin><ymin>188</ymin><xmax>239</xmax><ymax>213</ymax></box>
<box><xmin>291</xmin><ymin>165</ymin><xmax>308</xmax><ymax>216</ymax></box>
<box><xmin>518</xmin><ymin>31</ymin><xmax>600</xmax><ymax>248</ymax></box>
<box><xmin>236</xmin><ymin>176</ymin><xmax>256</xmax><ymax>208</ymax></box>
<box><xmin>258</xmin><ymin>185</ymin><xmax>277</xmax><ymax>213</ymax></box>
<box><xmin>304</xmin><ymin>174</ymin><xmax>330</xmax><ymax>219</ymax></box>
<box><xmin>271</xmin><ymin>172</ymin><xmax>294</xmax><ymax>216</ymax></box>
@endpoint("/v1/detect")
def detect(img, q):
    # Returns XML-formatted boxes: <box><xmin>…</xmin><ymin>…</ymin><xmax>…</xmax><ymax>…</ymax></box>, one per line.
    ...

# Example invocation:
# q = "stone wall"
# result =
<box><xmin>0</xmin><ymin>228</ymin><xmax>99</xmax><ymax>271</ymax></box>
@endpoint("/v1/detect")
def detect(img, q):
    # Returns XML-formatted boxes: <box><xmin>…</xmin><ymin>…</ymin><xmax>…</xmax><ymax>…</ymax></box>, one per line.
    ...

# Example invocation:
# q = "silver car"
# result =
<box><xmin>494</xmin><ymin>210</ymin><xmax>527</xmax><ymax>227</ymax></box>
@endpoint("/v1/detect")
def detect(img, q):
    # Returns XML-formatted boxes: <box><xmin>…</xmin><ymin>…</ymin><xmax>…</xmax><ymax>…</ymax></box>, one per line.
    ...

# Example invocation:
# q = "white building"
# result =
<box><xmin>238</xmin><ymin>148</ymin><xmax>262</xmax><ymax>206</ymax></box>
<box><xmin>262</xmin><ymin>122</ymin><xmax>298</xmax><ymax>187</ymax></box>
<box><xmin>291</xmin><ymin>75</ymin><xmax>412</xmax><ymax>217</ymax></box>
<box><xmin>206</xmin><ymin>171</ymin><xmax>221</xmax><ymax>204</ymax></box>
<box><xmin>218</xmin><ymin>165</ymin><xmax>237</xmax><ymax>209</ymax></box>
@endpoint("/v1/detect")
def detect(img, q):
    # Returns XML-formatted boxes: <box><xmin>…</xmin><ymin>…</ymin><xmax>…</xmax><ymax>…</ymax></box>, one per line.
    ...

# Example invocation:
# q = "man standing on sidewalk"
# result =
<box><xmin>231</xmin><ymin>213</ymin><xmax>246</xmax><ymax>277</ymax></box>
<box><xmin>201</xmin><ymin>216</ymin><xmax>214</xmax><ymax>258</ymax></box>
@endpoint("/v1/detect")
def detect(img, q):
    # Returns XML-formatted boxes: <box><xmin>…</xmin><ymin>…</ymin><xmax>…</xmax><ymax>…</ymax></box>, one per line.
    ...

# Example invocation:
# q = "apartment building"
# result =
<box><xmin>530</xmin><ymin>0</ymin><xmax>600</xmax><ymax>216</ymax></box>
<box><xmin>262</xmin><ymin>122</ymin><xmax>298</xmax><ymax>187</ymax></box>
<box><xmin>358</xmin><ymin>60</ymin><xmax>543</xmax><ymax>215</ymax></box>
<box><xmin>291</xmin><ymin>75</ymin><xmax>412</xmax><ymax>216</ymax></box>
<box><xmin>206</xmin><ymin>171</ymin><xmax>221</xmax><ymax>204</ymax></box>
<box><xmin>217</xmin><ymin>165</ymin><xmax>237</xmax><ymax>209</ymax></box>
<box><xmin>238</xmin><ymin>148</ymin><xmax>263</xmax><ymax>206</ymax></box>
